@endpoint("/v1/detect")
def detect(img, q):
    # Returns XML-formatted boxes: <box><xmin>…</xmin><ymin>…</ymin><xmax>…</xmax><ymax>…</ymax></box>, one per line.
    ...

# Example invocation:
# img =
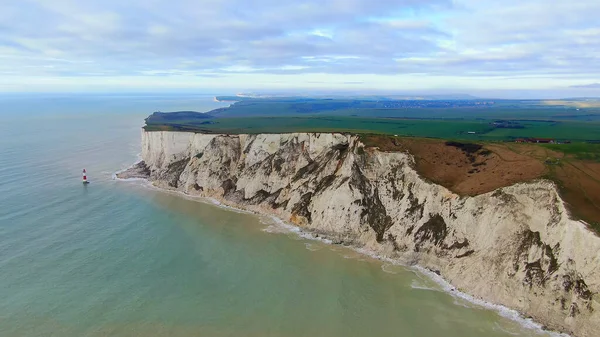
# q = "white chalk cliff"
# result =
<box><xmin>123</xmin><ymin>130</ymin><xmax>600</xmax><ymax>337</ymax></box>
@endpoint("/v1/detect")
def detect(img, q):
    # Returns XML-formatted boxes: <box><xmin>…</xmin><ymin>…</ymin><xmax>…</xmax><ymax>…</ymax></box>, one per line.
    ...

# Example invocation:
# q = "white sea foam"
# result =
<box><xmin>114</xmin><ymin>177</ymin><xmax>150</xmax><ymax>184</ymax></box>
<box><xmin>453</xmin><ymin>297</ymin><xmax>476</xmax><ymax>309</ymax></box>
<box><xmin>112</xmin><ymin>156</ymin><xmax>143</xmax><ymax>180</ymax></box>
<box><xmin>299</xmin><ymin>232</ymin><xmax>333</xmax><ymax>244</ymax></box>
<box><xmin>114</xmin><ymin>169</ymin><xmax>254</xmax><ymax>218</ymax></box>
<box><xmin>292</xmin><ymin>232</ymin><xmax>568</xmax><ymax>337</ymax></box>
<box><xmin>381</xmin><ymin>263</ymin><xmax>399</xmax><ymax>274</ymax></box>
<box><xmin>112</xmin><ymin>171</ymin><xmax>152</xmax><ymax>186</ymax></box>
<box><xmin>261</xmin><ymin>224</ymin><xmax>288</xmax><ymax>234</ymax></box>
<box><xmin>261</xmin><ymin>216</ymin><xmax>335</xmax><ymax>244</ymax></box>
<box><xmin>269</xmin><ymin>221</ymin><xmax>569</xmax><ymax>336</ymax></box>
<box><xmin>204</xmin><ymin>197</ymin><xmax>254</xmax><ymax>215</ymax></box>
<box><xmin>304</xmin><ymin>243</ymin><xmax>321</xmax><ymax>251</ymax></box>
<box><xmin>410</xmin><ymin>279</ymin><xmax>440</xmax><ymax>292</ymax></box>
<box><xmin>260</xmin><ymin>217</ymin><xmax>292</xmax><ymax>233</ymax></box>
<box><xmin>412</xmin><ymin>265</ymin><xmax>569</xmax><ymax>337</ymax></box>
<box><xmin>263</xmin><ymin>215</ymin><xmax>301</xmax><ymax>233</ymax></box>
<box><xmin>494</xmin><ymin>322</ymin><xmax>522</xmax><ymax>336</ymax></box>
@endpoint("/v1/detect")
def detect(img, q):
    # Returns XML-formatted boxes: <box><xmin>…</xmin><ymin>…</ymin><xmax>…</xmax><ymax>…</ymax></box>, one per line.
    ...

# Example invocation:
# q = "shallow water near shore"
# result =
<box><xmin>0</xmin><ymin>94</ymin><xmax>563</xmax><ymax>337</ymax></box>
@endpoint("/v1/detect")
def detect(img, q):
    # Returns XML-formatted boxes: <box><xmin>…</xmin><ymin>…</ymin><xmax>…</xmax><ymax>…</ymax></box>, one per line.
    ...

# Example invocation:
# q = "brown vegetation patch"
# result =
<box><xmin>360</xmin><ymin>134</ymin><xmax>600</xmax><ymax>232</ymax></box>
<box><xmin>361</xmin><ymin>135</ymin><xmax>545</xmax><ymax>196</ymax></box>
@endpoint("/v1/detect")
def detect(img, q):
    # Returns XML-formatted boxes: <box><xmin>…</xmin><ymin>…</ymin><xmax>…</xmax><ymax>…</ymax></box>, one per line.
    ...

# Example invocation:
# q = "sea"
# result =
<box><xmin>0</xmin><ymin>93</ymin><xmax>564</xmax><ymax>337</ymax></box>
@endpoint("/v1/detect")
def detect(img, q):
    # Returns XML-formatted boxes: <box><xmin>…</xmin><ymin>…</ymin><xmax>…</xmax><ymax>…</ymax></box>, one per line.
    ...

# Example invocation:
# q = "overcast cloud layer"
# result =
<box><xmin>2</xmin><ymin>0</ymin><xmax>600</xmax><ymax>94</ymax></box>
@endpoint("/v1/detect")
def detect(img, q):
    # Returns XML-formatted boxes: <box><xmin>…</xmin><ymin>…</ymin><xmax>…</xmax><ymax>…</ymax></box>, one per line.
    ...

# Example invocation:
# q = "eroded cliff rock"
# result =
<box><xmin>121</xmin><ymin>131</ymin><xmax>600</xmax><ymax>337</ymax></box>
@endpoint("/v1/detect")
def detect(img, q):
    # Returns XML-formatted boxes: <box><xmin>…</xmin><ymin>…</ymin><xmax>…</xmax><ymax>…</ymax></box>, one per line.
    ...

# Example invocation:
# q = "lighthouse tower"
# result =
<box><xmin>82</xmin><ymin>169</ymin><xmax>90</xmax><ymax>184</ymax></box>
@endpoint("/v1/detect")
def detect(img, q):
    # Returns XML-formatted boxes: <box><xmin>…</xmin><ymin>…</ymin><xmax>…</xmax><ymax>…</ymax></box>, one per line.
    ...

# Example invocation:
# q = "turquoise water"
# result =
<box><xmin>0</xmin><ymin>94</ymin><xmax>558</xmax><ymax>337</ymax></box>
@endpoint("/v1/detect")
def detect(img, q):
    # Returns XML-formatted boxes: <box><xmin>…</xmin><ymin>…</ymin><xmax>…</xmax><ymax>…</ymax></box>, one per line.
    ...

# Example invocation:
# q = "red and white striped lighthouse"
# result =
<box><xmin>82</xmin><ymin>169</ymin><xmax>89</xmax><ymax>184</ymax></box>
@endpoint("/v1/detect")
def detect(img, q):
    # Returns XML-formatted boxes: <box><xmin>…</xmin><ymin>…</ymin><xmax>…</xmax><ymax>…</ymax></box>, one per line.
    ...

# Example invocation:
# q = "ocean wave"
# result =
<box><xmin>204</xmin><ymin>197</ymin><xmax>254</xmax><ymax>215</ymax></box>
<box><xmin>412</xmin><ymin>265</ymin><xmax>569</xmax><ymax>337</ymax></box>
<box><xmin>410</xmin><ymin>279</ymin><xmax>439</xmax><ymax>292</ymax></box>
<box><xmin>381</xmin><ymin>263</ymin><xmax>399</xmax><ymax>274</ymax></box>
<box><xmin>112</xmin><ymin>156</ymin><xmax>143</xmax><ymax>180</ymax></box>
<box><xmin>453</xmin><ymin>298</ymin><xmax>476</xmax><ymax>309</ymax></box>
<box><xmin>114</xmin><ymin>177</ymin><xmax>150</xmax><ymax>183</ymax></box>
<box><xmin>261</xmin><ymin>225</ymin><xmax>289</xmax><ymax>234</ymax></box>
<box><xmin>304</xmin><ymin>243</ymin><xmax>321</xmax><ymax>251</ymax></box>
<box><xmin>257</xmin><ymin>215</ymin><xmax>568</xmax><ymax>337</ymax></box>
<box><xmin>494</xmin><ymin>322</ymin><xmax>522</xmax><ymax>336</ymax></box>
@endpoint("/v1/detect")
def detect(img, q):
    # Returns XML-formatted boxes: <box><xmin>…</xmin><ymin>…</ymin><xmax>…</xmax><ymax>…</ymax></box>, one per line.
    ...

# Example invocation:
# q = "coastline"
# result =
<box><xmin>114</xmin><ymin>167</ymin><xmax>569</xmax><ymax>337</ymax></box>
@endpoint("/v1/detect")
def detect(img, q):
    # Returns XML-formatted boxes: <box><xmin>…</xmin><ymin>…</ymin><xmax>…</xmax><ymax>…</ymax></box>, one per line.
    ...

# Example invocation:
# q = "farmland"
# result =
<box><xmin>146</xmin><ymin>115</ymin><xmax>600</xmax><ymax>142</ymax></box>
<box><xmin>145</xmin><ymin>96</ymin><xmax>600</xmax><ymax>142</ymax></box>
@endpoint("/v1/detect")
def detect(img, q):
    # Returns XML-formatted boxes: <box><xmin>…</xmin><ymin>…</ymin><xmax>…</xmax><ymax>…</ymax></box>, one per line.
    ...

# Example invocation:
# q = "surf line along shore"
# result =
<box><xmin>115</xmin><ymin>164</ymin><xmax>570</xmax><ymax>337</ymax></box>
<box><xmin>117</xmin><ymin>130</ymin><xmax>599</xmax><ymax>337</ymax></box>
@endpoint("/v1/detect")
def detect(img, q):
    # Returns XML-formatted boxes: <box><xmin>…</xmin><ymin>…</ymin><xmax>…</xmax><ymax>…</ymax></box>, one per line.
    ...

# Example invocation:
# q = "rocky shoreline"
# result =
<box><xmin>116</xmin><ymin>161</ymin><xmax>151</xmax><ymax>180</ymax></box>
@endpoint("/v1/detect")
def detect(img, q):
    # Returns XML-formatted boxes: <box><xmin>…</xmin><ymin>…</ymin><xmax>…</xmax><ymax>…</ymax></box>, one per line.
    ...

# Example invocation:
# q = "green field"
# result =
<box><xmin>145</xmin><ymin>115</ymin><xmax>600</xmax><ymax>142</ymax></box>
<box><xmin>144</xmin><ymin>97</ymin><xmax>600</xmax><ymax>148</ymax></box>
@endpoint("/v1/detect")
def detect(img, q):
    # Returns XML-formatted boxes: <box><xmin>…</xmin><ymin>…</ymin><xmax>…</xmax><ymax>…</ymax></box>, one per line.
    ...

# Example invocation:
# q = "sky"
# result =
<box><xmin>1</xmin><ymin>0</ymin><xmax>600</xmax><ymax>97</ymax></box>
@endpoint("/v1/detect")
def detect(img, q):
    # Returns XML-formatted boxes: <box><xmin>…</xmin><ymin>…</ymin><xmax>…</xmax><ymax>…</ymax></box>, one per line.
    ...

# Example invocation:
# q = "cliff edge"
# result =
<box><xmin>120</xmin><ymin>131</ymin><xmax>600</xmax><ymax>337</ymax></box>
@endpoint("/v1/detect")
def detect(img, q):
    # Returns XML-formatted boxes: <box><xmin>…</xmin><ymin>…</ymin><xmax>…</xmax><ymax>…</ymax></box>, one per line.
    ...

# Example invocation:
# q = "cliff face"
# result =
<box><xmin>130</xmin><ymin>131</ymin><xmax>600</xmax><ymax>337</ymax></box>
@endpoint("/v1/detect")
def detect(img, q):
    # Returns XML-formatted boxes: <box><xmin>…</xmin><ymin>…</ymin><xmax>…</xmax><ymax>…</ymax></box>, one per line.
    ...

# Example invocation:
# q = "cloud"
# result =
<box><xmin>1</xmin><ymin>0</ymin><xmax>600</xmax><ymax>91</ymax></box>
<box><xmin>570</xmin><ymin>83</ymin><xmax>600</xmax><ymax>89</ymax></box>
